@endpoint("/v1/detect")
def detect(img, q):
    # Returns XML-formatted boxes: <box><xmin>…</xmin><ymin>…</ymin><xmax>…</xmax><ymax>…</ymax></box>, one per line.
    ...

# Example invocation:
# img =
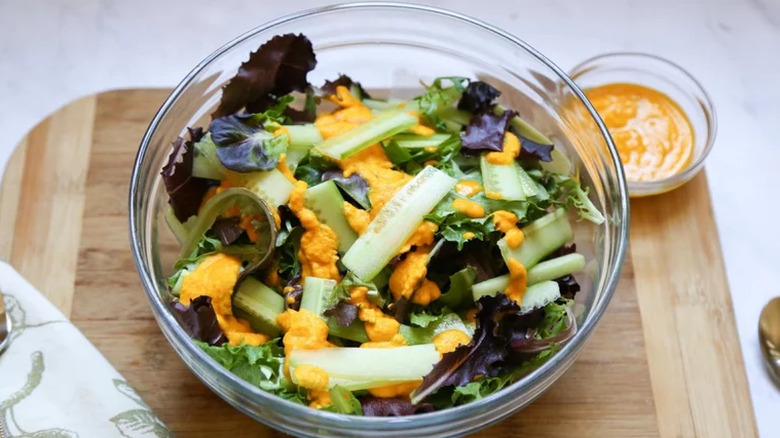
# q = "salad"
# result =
<box><xmin>161</xmin><ymin>33</ymin><xmax>604</xmax><ymax>416</ymax></box>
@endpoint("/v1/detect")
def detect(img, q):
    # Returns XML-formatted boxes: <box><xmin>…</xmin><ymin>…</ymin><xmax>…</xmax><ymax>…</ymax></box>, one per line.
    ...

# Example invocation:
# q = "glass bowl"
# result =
<box><xmin>569</xmin><ymin>52</ymin><xmax>717</xmax><ymax>197</ymax></box>
<box><xmin>129</xmin><ymin>3</ymin><xmax>629</xmax><ymax>437</ymax></box>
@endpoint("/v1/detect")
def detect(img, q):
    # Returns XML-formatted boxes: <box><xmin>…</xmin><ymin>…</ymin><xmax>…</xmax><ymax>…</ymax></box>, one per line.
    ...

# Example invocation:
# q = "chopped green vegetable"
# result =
<box><xmin>315</xmin><ymin>109</ymin><xmax>418</xmax><ymax>160</ymax></box>
<box><xmin>325</xmin><ymin>385</ymin><xmax>363</xmax><ymax>415</ymax></box>
<box><xmin>342</xmin><ymin>166</ymin><xmax>456</xmax><ymax>281</ymax></box>
<box><xmin>304</xmin><ymin>181</ymin><xmax>359</xmax><ymax>253</ymax></box>
<box><xmin>289</xmin><ymin>344</ymin><xmax>440</xmax><ymax>389</ymax></box>
<box><xmin>300</xmin><ymin>276</ymin><xmax>338</xmax><ymax>318</ymax></box>
<box><xmin>497</xmin><ymin>208</ymin><xmax>573</xmax><ymax>268</ymax></box>
<box><xmin>233</xmin><ymin>277</ymin><xmax>285</xmax><ymax>336</ymax></box>
<box><xmin>197</xmin><ymin>340</ymin><xmax>307</xmax><ymax>404</ymax></box>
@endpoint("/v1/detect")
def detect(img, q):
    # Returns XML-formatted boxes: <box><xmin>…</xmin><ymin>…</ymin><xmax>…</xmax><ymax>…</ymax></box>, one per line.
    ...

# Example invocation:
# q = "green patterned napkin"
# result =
<box><xmin>0</xmin><ymin>261</ymin><xmax>171</xmax><ymax>437</ymax></box>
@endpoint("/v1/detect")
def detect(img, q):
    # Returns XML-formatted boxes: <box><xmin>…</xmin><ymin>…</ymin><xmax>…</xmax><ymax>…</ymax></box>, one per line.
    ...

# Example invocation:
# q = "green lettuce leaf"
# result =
<box><xmin>197</xmin><ymin>340</ymin><xmax>308</xmax><ymax>404</ymax></box>
<box><xmin>438</xmin><ymin>267</ymin><xmax>477</xmax><ymax>309</ymax></box>
<box><xmin>409</xmin><ymin>311</ymin><xmax>441</xmax><ymax>328</ymax></box>
<box><xmin>425</xmin><ymin>193</ymin><xmax>497</xmax><ymax>250</ymax></box>
<box><xmin>323</xmin><ymin>385</ymin><xmax>363</xmax><ymax>415</ymax></box>
<box><xmin>293</xmin><ymin>152</ymin><xmax>339</xmax><ymax>186</ymax></box>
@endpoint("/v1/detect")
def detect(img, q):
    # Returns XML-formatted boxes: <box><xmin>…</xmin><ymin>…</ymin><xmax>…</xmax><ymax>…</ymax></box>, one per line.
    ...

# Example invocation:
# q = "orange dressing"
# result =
<box><xmin>451</xmin><ymin>198</ymin><xmax>485</xmax><ymax>218</ymax></box>
<box><xmin>586</xmin><ymin>83</ymin><xmax>694</xmax><ymax>182</ymax></box>
<box><xmin>179</xmin><ymin>253</ymin><xmax>270</xmax><ymax>347</ymax></box>
<box><xmin>454</xmin><ymin>180</ymin><xmax>483</xmax><ymax>197</ymax></box>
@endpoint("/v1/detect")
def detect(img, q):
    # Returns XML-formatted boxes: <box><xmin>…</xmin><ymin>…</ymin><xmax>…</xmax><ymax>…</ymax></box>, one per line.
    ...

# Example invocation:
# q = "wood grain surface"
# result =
<box><xmin>0</xmin><ymin>89</ymin><xmax>756</xmax><ymax>437</ymax></box>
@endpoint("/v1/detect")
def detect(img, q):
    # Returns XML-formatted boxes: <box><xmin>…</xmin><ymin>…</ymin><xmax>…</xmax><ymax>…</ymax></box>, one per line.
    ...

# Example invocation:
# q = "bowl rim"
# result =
<box><xmin>129</xmin><ymin>1</ymin><xmax>630</xmax><ymax>431</ymax></box>
<box><xmin>569</xmin><ymin>51</ymin><xmax>718</xmax><ymax>196</ymax></box>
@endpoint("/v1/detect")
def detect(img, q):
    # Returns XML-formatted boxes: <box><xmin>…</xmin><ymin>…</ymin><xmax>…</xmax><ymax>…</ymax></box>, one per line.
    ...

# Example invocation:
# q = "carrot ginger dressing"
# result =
<box><xmin>585</xmin><ymin>83</ymin><xmax>694</xmax><ymax>182</ymax></box>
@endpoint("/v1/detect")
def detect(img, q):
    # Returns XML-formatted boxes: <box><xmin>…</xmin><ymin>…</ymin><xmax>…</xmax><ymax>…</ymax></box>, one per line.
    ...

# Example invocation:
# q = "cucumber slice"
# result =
<box><xmin>288</xmin><ymin>344</ymin><xmax>438</xmax><ymax>384</ymax></box>
<box><xmin>472</xmin><ymin>275</ymin><xmax>510</xmax><ymax>301</ymax></box>
<box><xmin>283</xmin><ymin>124</ymin><xmax>322</xmax><ymax>148</ymax></box>
<box><xmin>304</xmin><ymin>181</ymin><xmax>358</xmax><ymax>254</ymax></box>
<box><xmin>363</xmin><ymin>98</ymin><xmax>405</xmax><ymax>110</ymax></box>
<box><xmin>472</xmin><ymin>253</ymin><xmax>585</xmax><ymax>301</ymax></box>
<box><xmin>192</xmin><ymin>134</ymin><xmax>228</xmax><ymax>180</ymax></box>
<box><xmin>315</xmin><ymin>109</ymin><xmax>418</xmax><ymax>160</ymax></box>
<box><xmin>527</xmin><ymin>253</ymin><xmax>585</xmax><ymax>285</ymax></box>
<box><xmin>300</xmin><ymin>276</ymin><xmax>338</xmax><ymax>319</ymax></box>
<box><xmin>518</xmin><ymin>281</ymin><xmax>561</xmax><ymax>313</ymax></box>
<box><xmin>515</xmin><ymin>166</ymin><xmax>540</xmax><ymax>198</ymax></box>
<box><xmin>540</xmin><ymin>148</ymin><xmax>573</xmax><ymax>176</ymax></box>
<box><xmin>239</xmin><ymin>169</ymin><xmax>295</xmax><ymax>207</ymax></box>
<box><xmin>472</xmin><ymin>278</ymin><xmax>561</xmax><ymax>313</ymax></box>
<box><xmin>232</xmin><ymin>277</ymin><xmax>285</xmax><ymax>336</ymax></box>
<box><xmin>323</xmin><ymin>377</ymin><xmax>412</xmax><ymax>392</ymax></box>
<box><xmin>498</xmin><ymin>208</ymin><xmax>573</xmax><ymax>268</ymax></box>
<box><xmin>327</xmin><ymin>318</ymin><xmax>369</xmax><ymax>343</ymax></box>
<box><xmin>494</xmin><ymin>105</ymin><xmax>554</xmax><ymax>145</ymax></box>
<box><xmin>164</xmin><ymin>205</ymin><xmax>189</xmax><ymax>246</ymax></box>
<box><xmin>480</xmin><ymin>154</ymin><xmax>526</xmax><ymax>201</ymax></box>
<box><xmin>342</xmin><ymin>166</ymin><xmax>456</xmax><ymax>281</ymax></box>
<box><xmin>392</xmin><ymin>133</ymin><xmax>453</xmax><ymax>149</ymax></box>
<box><xmin>285</xmin><ymin>146</ymin><xmax>310</xmax><ymax>172</ymax></box>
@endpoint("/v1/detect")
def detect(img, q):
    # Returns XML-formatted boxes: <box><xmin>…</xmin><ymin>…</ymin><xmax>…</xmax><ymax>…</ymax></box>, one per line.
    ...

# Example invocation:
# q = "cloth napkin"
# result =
<box><xmin>0</xmin><ymin>261</ymin><xmax>171</xmax><ymax>438</ymax></box>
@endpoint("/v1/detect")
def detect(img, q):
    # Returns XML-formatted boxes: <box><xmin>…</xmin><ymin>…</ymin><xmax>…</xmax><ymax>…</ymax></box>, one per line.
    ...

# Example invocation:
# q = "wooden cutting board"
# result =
<box><xmin>0</xmin><ymin>89</ymin><xmax>757</xmax><ymax>437</ymax></box>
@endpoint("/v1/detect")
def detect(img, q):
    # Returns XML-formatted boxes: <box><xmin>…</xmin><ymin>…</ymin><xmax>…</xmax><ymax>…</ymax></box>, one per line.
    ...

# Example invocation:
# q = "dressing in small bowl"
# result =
<box><xmin>570</xmin><ymin>53</ymin><xmax>716</xmax><ymax>197</ymax></box>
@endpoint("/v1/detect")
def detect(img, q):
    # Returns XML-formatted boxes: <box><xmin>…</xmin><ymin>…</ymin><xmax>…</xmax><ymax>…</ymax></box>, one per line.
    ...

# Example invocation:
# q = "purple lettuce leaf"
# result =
<box><xmin>361</xmin><ymin>397</ymin><xmax>435</xmax><ymax>416</ymax></box>
<box><xmin>457</xmin><ymin>81</ymin><xmax>500</xmax><ymax>113</ymax></box>
<box><xmin>213</xmin><ymin>34</ymin><xmax>317</xmax><ymax>118</ymax></box>
<box><xmin>460</xmin><ymin>110</ymin><xmax>514</xmax><ymax>154</ymax></box>
<box><xmin>517</xmin><ymin>134</ymin><xmax>554</xmax><ymax>162</ymax></box>
<box><xmin>211</xmin><ymin>217</ymin><xmax>243</xmax><ymax>245</ymax></box>
<box><xmin>556</xmin><ymin>275</ymin><xmax>580</xmax><ymax>300</ymax></box>
<box><xmin>321</xmin><ymin>74</ymin><xmax>372</xmax><ymax>99</ymax></box>
<box><xmin>171</xmin><ymin>296</ymin><xmax>226</xmax><ymax>346</ymax></box>
<box><xmin>321</xmin><ymin>170</ymin><xmax>371</xmax><ymax>210</ymax></box>
<box><xmin>161</xmin><ymin>128</ymin><xmax>214</xmax><ymax>222</ymax></box>
<box><xmin>410</xmin><ymin>295</ymin><xmax>517</xmax><ymax>403</ymax></box>
<box><xmin>324</xmin><ymin>302</ymin><xmax>358</xmax><ymax>327</ymax></box>
<box><xmin>389</xmin><ymin>296</ymin><xmax>410</xmax><ymax>324</ymax></box>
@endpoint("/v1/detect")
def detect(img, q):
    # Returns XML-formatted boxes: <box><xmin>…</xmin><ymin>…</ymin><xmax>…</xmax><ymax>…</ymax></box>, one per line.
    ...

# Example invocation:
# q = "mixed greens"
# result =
<box><xmin>161</xmin><ymin>33</ymin><xmax>604</xmax><ymax>416</ymax></box>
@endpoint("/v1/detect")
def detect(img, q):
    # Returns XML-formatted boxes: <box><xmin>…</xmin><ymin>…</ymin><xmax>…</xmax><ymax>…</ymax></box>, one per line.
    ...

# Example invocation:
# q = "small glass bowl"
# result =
<box><xmin>569</xmin><ymin>52</ymin><xmax>717</xmax><ymax>197</ymax></box>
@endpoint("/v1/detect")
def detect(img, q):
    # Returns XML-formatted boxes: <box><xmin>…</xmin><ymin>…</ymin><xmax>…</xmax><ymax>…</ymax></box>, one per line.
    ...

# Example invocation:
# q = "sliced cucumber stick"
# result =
<box><xmin>315</xmin><ymin>110</ymin><xmax>418</xmax><ymax>160</ymax></box>
<box><xmin>392</xmin><ymin>133</ymin><xmax>452</xmax><ymax>149</ymax></box>
<box><xmin>240</xmin><ymin>168</ymin><xmax>295</xmax><ymax>207</ymax></box>
<box><xmin>527</xmin><ymin>253</ymin><xmax>585</xmax><ymax>285</ymax></box>
<box><xmin>498</xmin><ymin>209</ymin><xmax>573</xmax><ymax>268</ymax></box>
<box><xmin>480</xmin><ymin>155</ymin><xmax>526</xmax><ymax>201</ymax></box>
<box><xmin>300</xmin><ymin>276</ymin><xmax>338</xmax><ymax>318</ymax></box>
<box><xmin>341</xmin><ymin>166</ymin><xmax>456</xmax><ymax>281</ymax></box>
<box><xmin>515</xmin><ymin>166</ymin><xmax>540</xmax><ymax>198</ymax></box>
<box><xmin>472</xmin><ymin>275</ymin><xmax>510</xmax><ymax>301</ymax></box>
<box><xmin>472</xmin><ymin>279</ymin><xmax>561</xmax><ymax>313</ymax></box>
<box><xmin>232</xmin><ymin>277</ymin><xmax>285</xmax><ymax>336</ymax></box>
<box><xmin>289</xmin><ymin>344</ymin><xmax>438</xmax><ymax>383</ymax></box>
<box><xmin>471</xmin><ymin>253</ymin><xmax>585</xmax><ymax>301</ymax></box>
<box><xmin>283</xmin><ymin>124</ymin><xmax>322</xmax><ymax>148</ymax></box>
<box><xmin>304</xmin><ymin>181</ymin><xmax>358</xmax><ymax>254</ymax></box>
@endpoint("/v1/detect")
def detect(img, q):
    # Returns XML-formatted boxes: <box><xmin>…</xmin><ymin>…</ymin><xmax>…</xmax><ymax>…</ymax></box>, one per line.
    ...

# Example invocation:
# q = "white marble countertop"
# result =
<box><xmin>1</xmin><ymin>0</ymin><xmax>778</xmax><ymax>434</ymax></box>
